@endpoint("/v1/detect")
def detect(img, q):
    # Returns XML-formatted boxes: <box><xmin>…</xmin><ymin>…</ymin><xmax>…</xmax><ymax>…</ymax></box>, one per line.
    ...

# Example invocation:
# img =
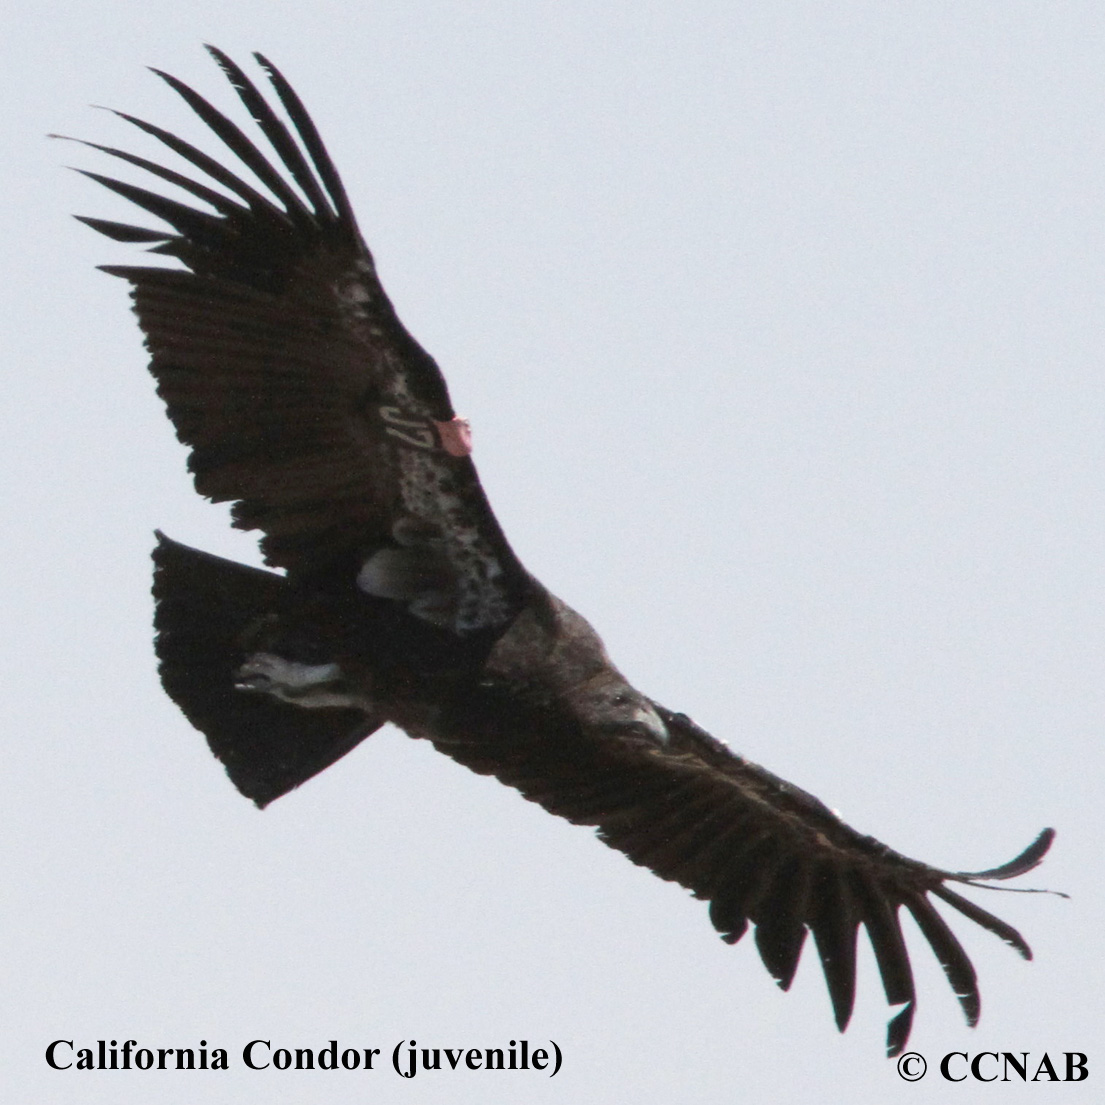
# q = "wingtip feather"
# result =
<box><xmin>952</xmin><ymin>827</ymin><xmax>1055</xmax><ymax>882</ymax></box>
<box><xmin>885</xmin><ymin>1001</ymin><xmax>916</xmax><ymax>1058</ymax></box>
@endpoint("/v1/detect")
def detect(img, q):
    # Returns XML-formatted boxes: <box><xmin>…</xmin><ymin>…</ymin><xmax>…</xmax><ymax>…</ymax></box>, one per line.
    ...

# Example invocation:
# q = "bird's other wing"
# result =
<box><xmin>67</xmin><ymin>47</ymin><xmax>527</xmax><ymax>635</ymax></box>
<box><xmin>431</xmin><ymin>693</ymin><xmax>1053</xmax><ymax>1057</ymax></box>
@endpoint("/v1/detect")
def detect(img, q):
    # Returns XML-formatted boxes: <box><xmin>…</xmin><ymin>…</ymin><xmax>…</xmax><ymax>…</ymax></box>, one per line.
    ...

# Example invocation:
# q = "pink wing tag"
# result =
<box><xmin>434</xmin><ymin>416</ymin><xmax>473</xmax><ymax>457</ymax></box>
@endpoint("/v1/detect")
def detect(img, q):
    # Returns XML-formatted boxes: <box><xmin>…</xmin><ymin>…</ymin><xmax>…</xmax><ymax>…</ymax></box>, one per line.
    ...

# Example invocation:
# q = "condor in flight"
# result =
<box><xmin>69</xmin><ymin>47</ymin><xmax>1052</xmax><ymax>1056</ymax></box>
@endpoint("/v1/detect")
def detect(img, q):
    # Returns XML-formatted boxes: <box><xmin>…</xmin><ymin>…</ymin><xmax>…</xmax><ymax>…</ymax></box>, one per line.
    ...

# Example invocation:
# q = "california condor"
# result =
<box><xmin>67</xmin><ymin>47</ymin><xmax>1053</xmax><ymax>1057</ymax></box>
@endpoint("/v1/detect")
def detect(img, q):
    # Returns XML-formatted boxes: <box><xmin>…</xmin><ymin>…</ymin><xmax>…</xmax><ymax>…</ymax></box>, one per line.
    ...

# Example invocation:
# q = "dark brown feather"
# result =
<box><xmin>152</xmin><ymin>533</ymin><xmax>382</xmax><ymax>807</ymax></box>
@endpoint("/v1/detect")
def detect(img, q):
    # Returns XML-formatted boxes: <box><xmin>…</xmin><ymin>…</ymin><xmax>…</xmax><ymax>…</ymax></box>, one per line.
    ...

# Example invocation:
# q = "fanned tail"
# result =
<box><xmin>152</xmin><ymin>532</ymin><xmax>382</xmax><ymax>806</ymax></box>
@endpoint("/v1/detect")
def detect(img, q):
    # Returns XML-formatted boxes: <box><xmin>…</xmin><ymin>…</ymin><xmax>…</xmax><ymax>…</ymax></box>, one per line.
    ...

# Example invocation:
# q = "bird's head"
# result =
<box><xmin>566</xmin><ymin>676</ymin><xmax>670</xmax><ymax>745</ymax></box>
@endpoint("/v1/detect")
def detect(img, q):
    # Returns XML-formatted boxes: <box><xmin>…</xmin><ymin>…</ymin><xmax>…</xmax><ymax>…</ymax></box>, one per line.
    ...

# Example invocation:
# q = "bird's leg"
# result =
<box><xmin>234</xmin><ymin>652</ymin><xmax>375</xmax><ymax>711</ymax></box>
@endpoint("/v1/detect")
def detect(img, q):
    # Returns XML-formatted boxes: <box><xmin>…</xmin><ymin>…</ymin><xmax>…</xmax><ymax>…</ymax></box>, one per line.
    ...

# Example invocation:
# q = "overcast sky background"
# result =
<box><xmin>3</xmin><ymin>3</ymin><xmax>1101</xmax><ymax>1102</ymax></box>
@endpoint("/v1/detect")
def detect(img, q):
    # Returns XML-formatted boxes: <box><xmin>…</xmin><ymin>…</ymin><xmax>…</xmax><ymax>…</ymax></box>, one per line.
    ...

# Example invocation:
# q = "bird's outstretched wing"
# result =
<box><xmin>70</xmin><ymin>48</ymin><xmax>1054</xmax><ymax>1058</ymax></box>
<box><xmin>65</xmin><ymin>45</ymin><xmax>527</xmax><ymax>635</ymax></box>
<box><xmin>434</xmin><ymin>689</ymin><xmax>1053</xmax><ymax>1055</ymax></box>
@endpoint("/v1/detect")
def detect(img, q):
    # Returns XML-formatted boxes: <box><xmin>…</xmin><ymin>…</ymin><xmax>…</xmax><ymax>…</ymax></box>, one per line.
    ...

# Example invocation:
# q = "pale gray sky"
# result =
<box><xmin>3</xmin><ymin>3</ymin><xmax>1100</xmax><ymax>1102</ymax></box>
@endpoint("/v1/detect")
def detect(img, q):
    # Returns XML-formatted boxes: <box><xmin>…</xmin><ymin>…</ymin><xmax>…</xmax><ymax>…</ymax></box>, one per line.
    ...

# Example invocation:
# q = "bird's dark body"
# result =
<box><xmin>70</xmin><ymin>47</ymin><xmax>1055</xmax><ymax>1057</ymax></box>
